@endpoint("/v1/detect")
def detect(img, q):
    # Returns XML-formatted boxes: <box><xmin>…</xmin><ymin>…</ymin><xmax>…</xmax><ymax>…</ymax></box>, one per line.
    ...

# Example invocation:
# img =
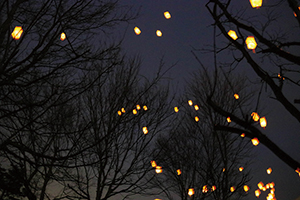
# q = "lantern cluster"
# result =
<box><xmin>251</xmin><ymin>112</ymin><xmax>267</xmax><ymax>128</ymax></box>
<box><xmin>255</xmin><ymin>181</ymin><xmax>276</xmax><ymax>199</ymax></box>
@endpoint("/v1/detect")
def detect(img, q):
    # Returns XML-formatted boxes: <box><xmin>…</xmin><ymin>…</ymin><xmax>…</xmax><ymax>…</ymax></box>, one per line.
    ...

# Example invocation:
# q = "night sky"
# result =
<box><xmin>120</xmin><ymin>1</ymin><xmax>300</xmax><ymax>200</ymax></box>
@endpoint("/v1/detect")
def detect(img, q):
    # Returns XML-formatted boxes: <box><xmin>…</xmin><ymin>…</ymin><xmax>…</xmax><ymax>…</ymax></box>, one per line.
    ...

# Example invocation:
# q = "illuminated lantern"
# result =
<box><xmin>143</xmin><ymin>105</ymin><xmax>148</xmax><ymax>110</ymax></box>
<box><xmin>257</xmin><ymin>181</ymin><xmax>264</xmax><ymax>190</ymax></box>
<box><xmin>228</xmin><ymin>30</ymin><xmax>238</xmax><ymax>40</ymax></box>
<box><xmin>143</xmin><ymin>127</ymin><xmax>148</xmax><ymax>134</ymax></box>
<box><xmin>252</xmin><ymin>138</ymin><xmax>259</xmax><ymax>146</ymax></box>
<box><xmin>151</xmin><ymin>160</ymin><xmax>157</xmax><ymax>168</ymax></box>
<box><xmin>155</xmin><ymin>166</ymin><xmax>162</xmax><ymax>173</ymax></box>
<box><xmin>239</xmin><ymin>167</ymin><xmax>244</xmax><ymax>172</ymax></box>
<box><xmin>266</xmin><ymin>183</ymin><xmax>270</xmax><ymax>189</ymax></box>
<box><xmin>246</xmin><ymin>36</ymin><xmax>257</xmax><ymax>51</ymax></box>
<box><xmin>174</xmin><ymin>107</ymin><xmax>179</xmax><ymax>113</ymax></box>
<box><xmin>296</xmin><ymin>167</ymin><xmax>300</xmax><ymax>176</ymax></box>
<box><xmin>134</xmin><ymin>27</ymin><xmax>141</xmax><ymax>35</ymax></box>
<box><xmin>222</xmin><ymin>168</ymin><xmax>226</xmax><ymax>172</ymax></box>
<box><xmin>260</xmin><ymin>117</ymin><xmax>267</xmax><ymax>128</ymax></box>
<box><xmin>121</xmin><ymin>108</ymin><xmax>125</xmax><ymax>113</ymax></box>
<box><xmin>194</xmin><ymin>105</ymin><xmax>199</xmax><ymax>110</ymax></box>
<box><xmin>240</xmin><ymin>133</ymin><xmax>245</xmax><ymax>138</ymax></box>
<box><xmin>234</xmin><ymin>93</ymin><xmax>239</xmax><ymax>99</ymax></box>
<box><xmin>11</xmin><ymin>26</ymin><xmax>23</xmax><ymax>40</ymax></box>
<box><xmin>250</xmin><ymin>0</ymin><xmax>262</xmax><ymax>8</ymax></box>
<box><xmin>188</xmin><ymin>100</ymin><xmax>193</xmax><ymax>106</ymax></box>
<box><xmin>136</xmin><ymin>104</ymin><xmax>141</xmax><ymax>110</ymax></box>
<box><xmin>244</xmin><ymin>185</ymin><xmax>250</xmax><ymax>192</ymax></box>
<box><xmin>195</xmin><ymin>116</ymin><xmax>199</xmax><ymax>122</ymax></box>
<box><xmin>269</xmin><ymin>182</ymin><xmax>275</xmax><ymax>188</ymax></box>
<box><xmin>294</xmin><ymin>6</ymin><xmax>300</xmax><ymax>17</ymax></box>
<box><xmin>267</xmin><ymin>193</ymin><xmax>275</xmax><ymax>200</ymax></box>
<box><xmin>60</xmin><ymin>32</ymin><xmax>66</xmax><ymax>41</ymax></box>
<box><xmin>156</xmin><ymin>30</ymin><xmax>162</xmax><ymax>37</ymax></box>
<box><xmin>164</xmin><ymin>11</ymin><xmax>171</xmax><ymax>19</ymax></box>
<box><xmin>211</xmin><ymin>185</ymin><xmax>216</xmax><ymax>191</ymax></box>
<box><xmin>117</xmin><ymin>110</ymin><xmax>122</xmax><ymax>116</ymax></box>
<box><xmin>270</xmin><ymin>188</ymin><xmax>275</xmax><ymax>194</ymax></box>
<box><xmin>202</xmin><ymin>185</ymin><xmax>208</xmax><ymax>193</ymax></box>
<box><xmin>188</xmin><ymin>188</ymin><xmax>194</xmax><ymax>196</ymax></box>
<box><xmin>251</xmin><ymin>112</ymin><xmax>260</xmax><ymax>121</ymax></box>
<box><xmin>227</xmin><ymin>117</ymin><xmax>231</xmax><ymax>123</ymax></box>
<box><xmin>133</xmin><ymin>109</ymin><xmax>137</xmax><ymax>115</ymax></box>
<box><xmin>230</xmin><ymin>186</ymin><xmax>235</xmax><ymax>192</ymax></box>
<box><xmin>267</xmin><ymin>167</ymin><xmax>272</xmax><ymax>174</ymax></box>
<box><xmin>177</xmin><ymin>169</ymin><xmax>181</xmax><ymax>175</ymax></box>
<box><xmin>255</xmin><ymin>189</ymin><xmax>261</xmax><ymax>197</ymax></box>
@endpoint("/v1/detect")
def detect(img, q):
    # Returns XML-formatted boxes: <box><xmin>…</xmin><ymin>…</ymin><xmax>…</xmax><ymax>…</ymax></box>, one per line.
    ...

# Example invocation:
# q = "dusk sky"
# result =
<box><xmin>121</xmin><ymin>1</ymin><xmax>300</xmax><ymax>200</ymax></box>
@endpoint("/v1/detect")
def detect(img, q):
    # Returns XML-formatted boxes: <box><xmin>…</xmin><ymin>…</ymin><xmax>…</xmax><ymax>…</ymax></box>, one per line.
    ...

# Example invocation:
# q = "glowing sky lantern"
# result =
<box><xmin>251</xmin><ymin>112</ymin><xmax>260</xmax><ymax>121</ymax></box>
<box><xmin>202</xmin><ymin>185</ymin><xmax>208</xmax><ymax>193</ymax></box>
<box><xmin>143</xmin><ymin>127</ymin><xmax>148</xmax><ymax>134</ymax></box>
<box><xmin>230</xmin><ymin>186</ymin><xmax>235</xmax><ymax>192</ymax></box>
<box><xmin>269</xmin><ymin>182</ymin><xmax>275</xmax><ymax>188</ymax></box>
<box><xmin>234</xmin><ymin>93</ymin><xmax>239</xmax><ymax>99</ymax></box>
<box><xmin>156</xmin><ymin>30</ymin><xmax>162</xmax><ymax>37</ymax></box>
<box><xmin>143</xmin><ymin>105</ymin><xmax>148</xmax><ymax>110</ymax></box>
<box><xmin>60</xmin><ymin>32</ymin><xmax>66</xmax><ymax>41</ymax></box>
<box><xmin>195</xmin><ymin>116</ymin><xmax>199</xmax><ymax>122</ymax></box>
<box><xmin>250</xmin><ymin>0</ymin><xmax>262</xmax><ymax>8</ymax></box>
<box><xmin>296</xmin><ymin>167</ymin><xmax>300</xmax><ymax>176</ymax></box>
<box><xmin>121</xmin><ymin>108</ymin><xmax>125</xmax><ymax>113</ymax></box>
<box><xmin>246</xmin><ymin>36</ymin><xmax>257</xmax><ymax>51</ymax></box>
<box><xmin>155</xmin><ymin>166</ymin><xmax>162</xmax><ymax>173</ymax></box>
<box><xmin>239</xmin><ymin>167</ymin><xmax>244</xmax><ymax>172</ymax></box>
<box><xmin>240</xmin><ymin>133</ymin><xmax>245</xmax><ymax>138</ymax></box>
<box><xmin>267</xmin><ymin>167</ymin><xmax>272</xmax><ymax>174</ymax></box>
<box><xmin>164</xmin><ymin>11</ymin><xmax>171</xmax><ymax>19</ymax></box>
<box><xmin>11</xmin><ymin>26</ymin><xmax>23</xmax><ymax>40</ymax></box>
<box><xmin>255</xmin><ymin>189</ymin><xmax>261</xmax><ymax>197</ymax></box>
<box><xmin>194</xmin><ymin>105</ymin><xmax>199</xmax><ymax>110</ymax></box>
<box><xmin>227</xmin><ymin>117</ymin><xmax>231</xmax><ymax>123</ymax></box>
<box><xmin>136</xmin><ymin>104</ymin><xmax>141</xmax><ymax>110</ymax></box>
<box><xmin>134</xmin><ymin>26</ymin><xmax>141</xmax><ymax>35</ymax></box>
<box><xmin>228</xmin><ymin>30</ymin><xmax>238</xmax><ymax>40</ymax></box>
<box><xmin>244</xmin><ymin>185</ymin><xmax>250</xmax><ymax>192</ymax></box>
<box><xmin>177</xmin><ymin>169</ymin><xmax>181</xmax><ymax>175</ymax></box>
<box><xmin>117</xmin><ymin>110</ymin><xmax>122</xmax><ymax>116</ymax></box>
<box><xmin>174</xmin><ymin>106</ymin><xmax>179</xmax><ymax>113</ymax></box>
<box><xmin>260</xmin><ymin>117</ymin><xmax>267</xmax><ymax>128</ymax></box>
<box><xmin>188</xmin><ymin>188</ymin><xmax>194</xmax><ymax>196</ymax></box>
<box><xmin>257</xmin><ymin>181</ymin><xmax>264</xmax><ymax>190</ymax></box>
<box><xmin>151</xmin><ymin>160</ymin><xmax>157</xmax><ymax>168</ymax></box>
<box><xmin>211</xmin><ymin>185</ymin><xmax>216</xmax><ymax>191</ymax></box>
<box><xmin>132</xmin><ymin>109</ymin><xmax>137</xmax><ymax>115</ymax></box>
<box><xmin>252</xmin><ymin>137</ymin><xmax>259</xmax><ymax>146</ymax></box>
<box><xmin>188</xmin><ymin>100</ymin><xmax>193</xmax><ymax>106</ymax></box>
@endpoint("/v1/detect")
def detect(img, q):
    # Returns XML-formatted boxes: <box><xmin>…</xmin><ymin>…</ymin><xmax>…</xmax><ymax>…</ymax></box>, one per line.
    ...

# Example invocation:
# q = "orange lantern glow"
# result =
<box><xmin>230</xmin><ymin>186</ymin><xmax>235</xmax><ymax>192</ymax></box>
<box><xmin>133</xmin><ymin>109</ymin><xmax>137</xmax><ymax>115</ymax></box>
<box><xmin>296</xmin><ymin>167</ymin><xmax>300</xmax><ymax>176</ymax></box>
<box><xmin>246</xmin><ymin>36</ymin><xmax>257</xmax><ymax>51</ymax></box>
<box><xmin>11</xmin><ymin>26</ymin><xmax>23</xmax><ymax>40</ymax></box>
<box><xmin>151</xmin><ymin>160</ymin><xmax>157</xmax><ymax>168</ymax></box>
<box><xmin>227</xmin><ymin>117</ymin><xmax>231</xmax><ymax>123</ymax></box>
<box><xmin>136</xmin><ymin>104</ymin><xmax>141</xmax><ymax>110</ymax></box>
<box><xmin>143</xmin><ymin>105</ymin><xmax>148</xmax><ymax>110</ymax></box>
<box><xmin>244</xmin><ymin>185</ymin><xmax>250</xmax><ymax>192</ymax></box>
<box><xmin>234</xmin><ymin>93</ymin><xmax>239</xmax><ymax>99</ymax></box>
<box><xmin>223</xmin><ymin>168</ymin><xmax>226</xmax><ymax>172</ymax></box>
<box><xmin>251</xmin><ymin>138</ymin><xmax>259</xmax><ymax>146</ymax></box>
<box><xmin>195</xmin><ymin>116</ymin><xmax>199</xmax><ymax>122</ymax></box>
<box><xmin>270</xmin><ymin>188</ymin><xmax>275</xmax><ymax>194</ymax></box>
<box><xmin>117</xmin><ymin>110</ymin><xmax>122</xmax><ymax>116</ymax></box>
<box><xmin>251</xmin><ymin>112</ymin><xmax>260</xmax><ymax>121</ymax></box>
<box><xmin>155</xmin><ymin>166</ymin><xmax>162</xmax><ymax>173</ymax></box>
<box><xmin>260</xmin><ymin>117</ymin><xmax>267</xmax><ymax>128</ymax></box>
<box><xmin>174</xmin><ymin>107</ymin><xmax>179</xmax><ymax>113</ymax></box>
<box><xmin>228</xmin><ymin>30</ymin><xmax>238</xmax><ymax>40</ymax></box>
<box><xmin>134</xmin><ymin>27</ymin><xmax>141</xmax><ymax>35</ymax></box>
<box><xmin>188</xmin><ymin>188</ymin><xmax>194</xmax><ymax>196</ymax></box>
<box><xmin>60</xmin><ymin>32</ymin><xmax>66</xmax><ymax>41</ymax></box>
<box><xmin>255</xmin><ymin>189</ymin><xmax>261</xmax><ymax>197</ymax></box>
<box><xmin>211</xmin><ymin>185</ymin><xmax>216</xmax><ymax>191</ymax></box>
<box><xmin>269</xmin><ymin>182</ymin><xmax>275</xmax><ymax>188</ymax></box>
<box><xmin>194</xmin><ymin>105</ymin><xmax>199</xmax><ymax>110</ymax></box>
<box><xmin>267</xmin><ymin>167</ymin><xmax>272</xmax><ymax>174</ymax></box>
<box><xmin>257</xmin><ymin>181</ymin><xmax>264</xmax><ymax>189</ymax></box>
<box><xmin>156</xmin><ymin>30</ymin><xmax>162</xmax><ymax>37</ymax></box>
<box><xmin>143</xmin><ymin>127</ymin><xmax>148</xmax><ymax>134</ymax></box>
<box><xmin>240</xmin><ymin>133</ymin><xmax>245</xmax><ymax>138</ymax></box>
<box><xmin>188</xmin><ymin>100</ymin><xmax>193</xmax><ymax>106</ymax></box>
<box><xmin>177</xmin><ymin>169</ymin><xmax>181</xmax><ymax>175</ymax></box>
<box><xmin>121</xmin><ymin>108</ymin><xmax>125</xmax><ymax>113</ymax></box>
<box><xmin>202</xmin><ymin>185</ymin><xmax>208</xmax><ymax>193</ymax></box>
<box><xmin>250</xmin><ymin>0</ymin><xmax>262</xmax><ymax>8</ymax></box>
<box><xmin>164</xmin><ymin>11</ymin><xmax>171</xmax><ymax>19</ymax></box>
<box><xmin>239</xmin><ymin>167</ymin><xmax>244</xmax><ymax>172</ymax></box>
<box><xmin>294</xmin><ymin>6</ymin><xmax>300</xmax><ymax>17</ymax></box>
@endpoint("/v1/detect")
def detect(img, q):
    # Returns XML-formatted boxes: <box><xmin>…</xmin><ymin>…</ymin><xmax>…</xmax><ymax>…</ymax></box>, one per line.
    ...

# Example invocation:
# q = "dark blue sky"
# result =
<box><xmin>121</xmin><ymin>1</ymin><xmax>300</xmax><ymax>200</ymax></box>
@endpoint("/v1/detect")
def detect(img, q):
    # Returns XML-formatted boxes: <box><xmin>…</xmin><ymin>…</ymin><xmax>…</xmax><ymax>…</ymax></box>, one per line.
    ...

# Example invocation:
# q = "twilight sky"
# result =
<box><xmin>121</xmin><ymin>1</ymin><xmax>300</xmax><ymax>200</ymax></box>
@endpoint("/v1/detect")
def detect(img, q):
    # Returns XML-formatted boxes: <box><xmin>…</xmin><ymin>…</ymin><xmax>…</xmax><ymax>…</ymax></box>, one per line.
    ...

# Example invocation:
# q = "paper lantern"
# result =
<box><xmin>255</xmin><ymin>189</ymin><xmax>261</xmax><ymax>197</ymax></box>
<box><xmin>267</xmin><ymin>167</ymin><xmax>272</xmax><ymax>174</ymax></box>
<box><xmin>121</xmin><ymin>108</ymin><xmax>125</xmax><ymax>113</ymax></box>
<box><xmin>228</xmin><ymin>30</ymin><xmax>238</xmax><ymax>40</ymax></box>
<box><xmin>195</xmin><ymin>116</ymin><xmax>199</xmax><ymax>122</ymax></box>
<box><xmin>257</xmin><ymin>181</ymin><xmax>264</xmax><ymax>189</ymax></box>
<box><xmin>134</xmin><ymin>27</ymin><xmax>141</xmax><ymax>35</ymax></box>
<box><xmin>202</xmin><ymin>185</ymin><xmax>208</xmax><ymax>193</ymax></box>
<box><xmin>211</xmin><ymin>185</ymin><xmax>216</xmax><ymax>191</ymax></box>
<box><xmin>252</xmin><ymin>138</ymin><xmax>259</xmax><ymax>146</ymax></box>
<box><xmin>194</xmin><ymin>105</ymin><xmax>199</xmax><ymax>110</ymax></box>
<box><xmin>177</xmin><ymin>169</ymin><xmax>181</xmax><ymax>175</ymax></box>
<box><xmin>250</xmin><ymin>0</ymin><xmax>262</xmax><ymax>8</ymax></box>
<box><xmin>234</xmin><ymin>93</ymin><xmax>239</xmax><ymax>99</ymax></box>
<box><xmin>230</xmin><ymin>186</ymin><xmax>235</xmax><ymax>192</ymax></box>
<box><xmin>143</xmin><ymin>127</ymin><xmax>148</xmax><ymax>134</ymax></box>
<box><xmin>60</xmin><ymin>32</ymin><xmax>66</xmax><ymax>41</ymax></box>
<box><xmin>136</xmin><ymin>104</ymin><xmax>141</xmax><ymax>110</ymax></box>
<box><xmin>143</xmin><ymin>105</ymin><xmax>148</xmax><ymax>110</ymax></box>
<box><xmin>260</xmin><ymin>117</ymin><xmax>267</xmax><ymax>128</ymax></box>
<box><xmin>251</xmin><ymin>112</ymin><xmax>260</xmax><ymax>121</ymax></box>
<box><xmin>132</xmin><ymin>109</ymin><xmax>137</xmax><ymax>115</ymax></box>
<box><xmin>239</xmin><ymin>167</ymin><xmax>244</xmax><ymax>171</ymax></box>
<box><xmin>246</xmin><ymin>36</ymin><xmax>257</xmax><ymax>50</ymax></box>
<box><xmin>240</xmin><ymin>133</ymin><xmax>245</xmax><ymax>138</ymax></box>
<box><xmin>227</xmin><ymin>117</ymin><xmax>231</xmax><ymax>123</ymax></box>
<box><xmin>11</xmin><ymin>26</ymin><xmax>23</xmax><ymax>40</ymax></box>
<box><xmin>174</xmin><ymin>107</ymin><xmax>179</xmax><ymax>113</ymax></box>
<box><xmin>117</xmin><ymin>111</ymin><xmax>122</xmax><ymax>116</ymax></box>
<box><xmin>188</xmin><ymin>100</ymin><xmax>193</xmax><ymax>106</ymax></box>
<box><xmin>244</xmin><ymin>185</ymin><xmax>250</xmax><ymax>192</ymax></box>
<box><xmin>164</xmin><ymin>11</ymin><xmax>171</xmax><ymax>19</ymax></box>
<box><xmin>151</xmin><ymin>160</ymin><xmax>157</xmax><ymax>168</ymax></box>
<box><xmin>155</xmin><ymin>166</ymin><xmax>162</xmax><ymax>173</ymax></box>
<box><xmin>156</xmin><ymin>30</ymin><xmax>162</xmax><ymax>37</ymax></box>
<box><xmin>188</xmin><ymin>188</ymin><xmax>194</xmax><ymax>196</ymax></box>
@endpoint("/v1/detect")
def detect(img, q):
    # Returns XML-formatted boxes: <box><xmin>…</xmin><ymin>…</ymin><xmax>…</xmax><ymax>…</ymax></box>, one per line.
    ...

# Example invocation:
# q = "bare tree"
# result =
<box><xmin>203</xmin><ymin>0</ymin><xmax>300</xmax><ymax>172</ymax></box>
<box><xmin>151</xmin><ymin>70</ymin><xmax>252</xmax><ymax>200</ymax></box>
